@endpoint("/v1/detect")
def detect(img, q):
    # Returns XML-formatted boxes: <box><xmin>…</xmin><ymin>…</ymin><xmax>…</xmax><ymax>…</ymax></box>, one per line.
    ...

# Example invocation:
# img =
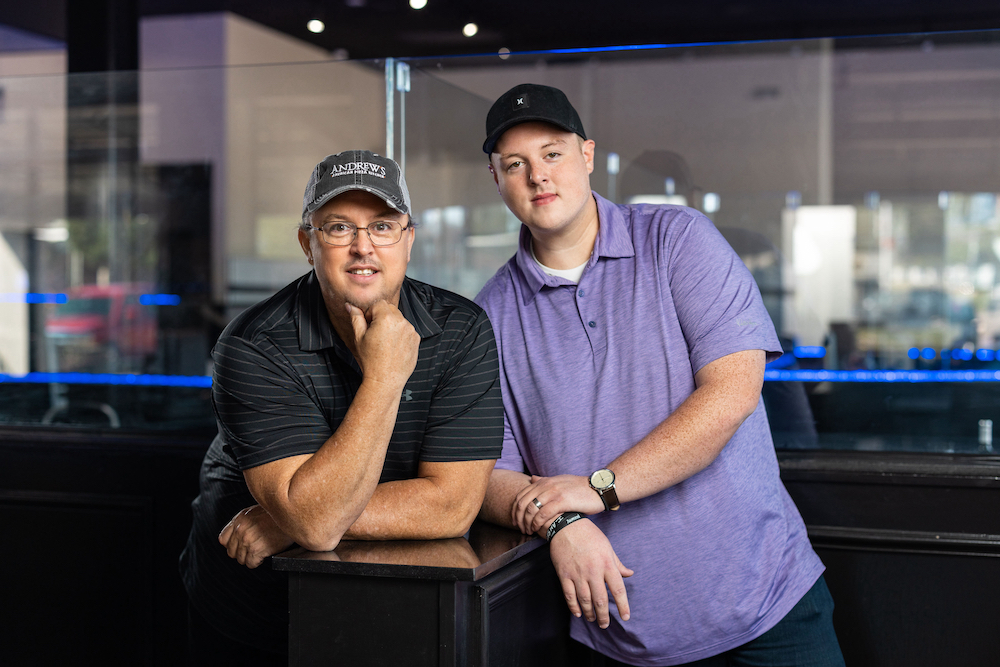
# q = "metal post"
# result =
<box><xmin>385</xmin><ymin>58</ymin><xmax>395</xmax><ymax>159</ymax></box>
<box><xmin>395</xmin><ymin>62</ymin><xmax>411</xmax><ymax>176</ymax></box>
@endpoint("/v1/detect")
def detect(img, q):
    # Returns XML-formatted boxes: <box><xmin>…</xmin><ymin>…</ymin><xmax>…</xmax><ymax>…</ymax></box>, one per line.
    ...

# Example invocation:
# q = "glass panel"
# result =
<box><xmin>402</xmin><ymin>32</ymin><xmax>1000</xmax><ymax>454</ymax></box>
<box><xmin>3</xmin><ymin>29</ymin><xmax>1000</xmax><ymax>451</ymax></box>
<box><xmin>0</xmin><ymin>58</ymin><xmax>386</xmax><ymax>431</ymax></box>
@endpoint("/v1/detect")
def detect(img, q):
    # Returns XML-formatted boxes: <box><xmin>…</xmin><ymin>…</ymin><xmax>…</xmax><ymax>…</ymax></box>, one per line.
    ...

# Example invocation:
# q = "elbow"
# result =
<box><xmin>294</xmin><ymin>525</ymin><xmax>344</xmax><ymax>553</ymax></box>
<box><xmin>435</xmin><ymin>500</ymin><xmax>480</xmax><ymax>539</ymax></box>
<box><xmin>740</xmin><ymin>394</ymin><xmax>761</xmax><ymax>423</ymax></box>
<box><xmin>450</xmin><ymin>509</ymin><xmax>479</xmax><ymax>538</ymax></box>
<box><xmin>280</xmin><ymin>510</ymin><xmax>349</xmax><ymax>552</ymax></box>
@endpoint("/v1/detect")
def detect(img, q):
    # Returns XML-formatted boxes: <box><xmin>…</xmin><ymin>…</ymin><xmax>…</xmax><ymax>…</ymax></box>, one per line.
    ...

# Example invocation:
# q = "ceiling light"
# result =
<box><xmin>307</xmin><ymin>19</ymin><xmax>326</xmax><ymax>33</ymax></box>
<box><xmin>498</xmin><ymin>47</ymin><xmax>511</xmax><ymax>60</ymax></box>
<box><xmin>410</xmin><ymin>0</ymin><xmax>427</xmax><ymax>8</ymax></box>
<box><xmin>462</xmin><ymin>23</ymin><xmax>478</xmax><ymax>37</ymax></box>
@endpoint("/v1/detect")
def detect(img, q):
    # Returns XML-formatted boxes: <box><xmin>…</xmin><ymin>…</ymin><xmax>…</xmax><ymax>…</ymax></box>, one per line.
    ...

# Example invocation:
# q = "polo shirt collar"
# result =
<box><xmin>297</xmin><ymin>273</ymin><xmax>441</xmax><ymax>353</ymax></box>
<box><xmin>513</xmin><ymin>192</ymin><xmax>635</xmax><ymax>304</ymax></box>
<box><xmin>397</xmin><ymin>278</ymin><xmax>443</xmax><ymax>339</ymax></box>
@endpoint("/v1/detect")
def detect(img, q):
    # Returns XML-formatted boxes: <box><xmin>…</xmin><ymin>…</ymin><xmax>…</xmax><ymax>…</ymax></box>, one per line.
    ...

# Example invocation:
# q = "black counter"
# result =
<box><xmin>272</xmin><ymin>521</ymin><xmax>570</xmax><ymax>667</ymax></box>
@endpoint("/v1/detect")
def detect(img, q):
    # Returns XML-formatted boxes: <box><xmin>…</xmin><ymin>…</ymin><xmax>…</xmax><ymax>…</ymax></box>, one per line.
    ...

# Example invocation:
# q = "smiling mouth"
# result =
<box><xmin>348</xmin><ymin>268</ymin><xmax>376</xmax><ymax>276</ymax></box>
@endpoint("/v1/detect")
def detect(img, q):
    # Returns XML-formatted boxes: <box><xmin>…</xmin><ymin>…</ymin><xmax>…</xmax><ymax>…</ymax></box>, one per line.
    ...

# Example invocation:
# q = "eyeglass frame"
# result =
<box><xmin>306</xmin><ymin>219</ymin><xmax>413</xmax><ymax>247</ymax></box>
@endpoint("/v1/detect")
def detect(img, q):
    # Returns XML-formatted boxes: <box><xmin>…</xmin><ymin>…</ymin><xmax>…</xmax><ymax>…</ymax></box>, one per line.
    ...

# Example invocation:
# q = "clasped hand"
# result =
<box><xmin>219</xmin><ymin>505</ymin><xmax>295</xmax><ymax>569</ymax></box>
<box><xmin>346</xmin><ymin>301</ymin><xmax>420</xmax><ymax>389</ymax></box>
<box><xmin>513</xmin><ymin>474</ymin><xmax>633</xmax><ymax>629</ymax></box>
<box><xmin>512</xmin><ymin>474</ymin><xmax>606</xmax><ymax>535</ymax></box>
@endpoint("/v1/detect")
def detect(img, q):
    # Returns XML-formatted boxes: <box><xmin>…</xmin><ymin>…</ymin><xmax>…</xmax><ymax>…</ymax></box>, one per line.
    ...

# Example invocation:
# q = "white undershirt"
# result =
<box><xmin>530</xmin><ymin>240</ymin><xmax>589</xmax><ymax>284</ymax></box>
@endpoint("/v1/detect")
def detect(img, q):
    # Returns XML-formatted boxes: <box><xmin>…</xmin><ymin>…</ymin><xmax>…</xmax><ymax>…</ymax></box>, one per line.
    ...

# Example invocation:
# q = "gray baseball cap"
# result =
<box><xmin>302</xmin><ymin>150</ymin><xmax>411</xmax><ymax>217</ymax></box>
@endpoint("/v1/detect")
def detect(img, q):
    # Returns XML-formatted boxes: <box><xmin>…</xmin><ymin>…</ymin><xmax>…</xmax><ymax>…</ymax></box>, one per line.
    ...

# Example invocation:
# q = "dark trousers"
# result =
<box><xmin>585</xmin><ymin>575</ymin><xmax>845</xmax><ymax>667</ymax></box>
<box><xmin>187</xmin><ymin>601</ymin><xmax>286</xmax><ymax>667</ymax></box>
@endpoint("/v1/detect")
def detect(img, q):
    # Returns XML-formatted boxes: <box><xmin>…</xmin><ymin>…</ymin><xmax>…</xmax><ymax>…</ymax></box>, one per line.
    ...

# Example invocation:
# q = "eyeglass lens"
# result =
<box><xmin>319</xmin><ymin>222</ymin><xmax>404</xmax><ymax>246</ymax></box>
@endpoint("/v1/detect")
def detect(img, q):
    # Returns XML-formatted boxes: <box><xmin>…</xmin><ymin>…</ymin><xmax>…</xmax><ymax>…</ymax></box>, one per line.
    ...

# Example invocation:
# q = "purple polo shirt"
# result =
<box><xmin>475</xmin><ymin>194</ymin><xmax>824</xmax><ymax>666</ymax></box>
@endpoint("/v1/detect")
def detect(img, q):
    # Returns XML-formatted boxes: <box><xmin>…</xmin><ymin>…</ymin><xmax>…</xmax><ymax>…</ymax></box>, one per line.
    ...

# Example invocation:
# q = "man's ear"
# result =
<box><xmin>404</xmin><ymin>217</ymin><xmax>415</xmax><ymax>263</ymax></box>
<box><xmin>582</xmin><ymin>139</ymin><xmax>596</xmax><ymax>175</ymax></box>
<box><xmin>488</xmin><ymin>161</ymin><xmax>500</xmax><ymax>192</ymax></box>
<box><xmin>298</xmin><ymin>227</ymin><xmax>314</xmax><ymax>264</ymax></box>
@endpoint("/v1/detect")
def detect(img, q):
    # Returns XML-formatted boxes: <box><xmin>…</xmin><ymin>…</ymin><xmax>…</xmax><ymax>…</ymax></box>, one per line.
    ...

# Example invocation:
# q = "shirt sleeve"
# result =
<box><xmin>418</xmin><ymin>309</ymin><xmax>504</xmax><ymax>462</ymax></box>
<box><xmin>493</xmin><ymin>411</ymin><xmax>527</xmax><ymax>472</ymax></box>
<box><xmin>475</xmin><ymin>273</ymin><xmax>530</xmax><ymax>474</ymax></box>
<box><xmin>664</xmin><ymin>211</ymin><xmax>782</xmax><ymax>374</ymax></box>
<box><xmin>212</xmin><ymin>335</ymin><xmax>332</xmax><ymax>470</ymax></box>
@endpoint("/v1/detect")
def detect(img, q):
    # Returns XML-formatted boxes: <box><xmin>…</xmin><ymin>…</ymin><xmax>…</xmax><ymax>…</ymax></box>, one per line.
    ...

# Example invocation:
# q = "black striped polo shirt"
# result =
<box><xmin>179</xmin><ymin>271</ymin><xmax>503</xmax><ymax>652</ymax></box>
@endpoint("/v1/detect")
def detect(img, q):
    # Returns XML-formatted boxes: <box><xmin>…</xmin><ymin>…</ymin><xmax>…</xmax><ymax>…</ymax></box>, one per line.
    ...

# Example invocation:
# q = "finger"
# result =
<box><xmin>609</xmin><ymin>579</ymin><xmax>630</xmax><ymax>622</ymax></box>
<box><xmin>521</xmin><ymin>496</ymin><xmax>545</xmax><ymax>534</ymax></box>
<box><xmin>560</xmin><ymin>576</ymin><xmax>583</xmax><ymax>619</ymax></box>
<box><xmin>346</xmin><ymin>302</ymin><xmax>369</xmax><ymax>340</ymax></box>
<box><xmin>610</xmin><ymin>554</ymin><xmax>632</xmax><ymax>621</ymax></box>
<box><xmin>587</xmin><ymin>571</ymin><xmax>613</xmax><ymax>628</ymax></box>
<box><xmin>225</xmin><ymin>528</ymin><xmax>241</xmax><ymax>560</ymax></box>
<box><xmin>530</xmin><ymin>506</ymin><xmax>549</xmax><ymax>534</ymax></box>
<box><xmin>512</xmin><ymin>493</ymin><xmax>532</xmax><ymax>533</ymax></box>
<box><xmin>364</xmin><ymin>299</ymin><xmax>390</xmax><ymax>323</ymax></box>
<box><xmin>604</xmin><ymin>578</ymin><xmax>628</xmax><ymax>624</ymax></box>
<box><xmin>236</xmin><ymin>541</ymin><xmax>249</xmax><ymax>566</ymax></box>
<box><xmin>218</xmin><ymin>520</ymin><xmax>234</xmax><ymax>546</ymax></box>
<box><xmin>529</xmin><ymin>494</ymin><xmax>559</xmax><ymax>534</ymax></box>
<box><xmin>577</xmin><ymin>579</ymin><xmax>596</xmax><ymax>623</ymax></box>
<box><xmin>516</xmin><ymin>505</ymin><xmax>533</xmax><ymax>535</ymax></box>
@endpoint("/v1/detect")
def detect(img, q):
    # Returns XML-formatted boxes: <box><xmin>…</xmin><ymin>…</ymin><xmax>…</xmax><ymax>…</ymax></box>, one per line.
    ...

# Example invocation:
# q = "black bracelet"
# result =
<box><xmin>546</xmin><ymin>511</ymin><xmax>585</xmax><ymax>541</ymax></box>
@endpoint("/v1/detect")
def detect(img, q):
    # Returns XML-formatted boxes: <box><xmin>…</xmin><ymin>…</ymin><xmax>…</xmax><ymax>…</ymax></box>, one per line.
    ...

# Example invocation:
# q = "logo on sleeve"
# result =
<box><xmin>401</xmin><ymin>389</ymin><xmax>413</xmax><ymax>402</ymax></box>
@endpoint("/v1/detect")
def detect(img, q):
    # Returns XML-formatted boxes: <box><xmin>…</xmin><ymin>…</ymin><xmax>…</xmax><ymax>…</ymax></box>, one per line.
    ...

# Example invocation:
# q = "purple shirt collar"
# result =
<box><xmin>513</xmin><ymin>193</ymin><xmax>636</xmax><ymax>304</ymax></box>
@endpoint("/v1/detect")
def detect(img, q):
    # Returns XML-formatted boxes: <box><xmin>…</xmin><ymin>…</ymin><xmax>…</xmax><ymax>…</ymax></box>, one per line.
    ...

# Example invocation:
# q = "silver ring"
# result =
<box><xmin>532</xmin><ymin>498</ymin><xmax>543</xmax><ymax>510</ymax></box>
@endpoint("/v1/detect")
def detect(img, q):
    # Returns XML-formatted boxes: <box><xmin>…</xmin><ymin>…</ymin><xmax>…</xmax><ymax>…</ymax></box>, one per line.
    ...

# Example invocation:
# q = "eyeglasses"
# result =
<box><xmin>307</xmin><ymin>220</ymin><xmax>412</xmax><ymax>247</ymax></box>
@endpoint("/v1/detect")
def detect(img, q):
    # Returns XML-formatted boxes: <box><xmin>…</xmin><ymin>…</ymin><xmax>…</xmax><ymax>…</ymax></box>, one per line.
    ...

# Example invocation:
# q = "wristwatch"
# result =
<box><xmin>589</xmin><ymin>468</ymin><xmax>621</xmax><ymax>511</ymax></box>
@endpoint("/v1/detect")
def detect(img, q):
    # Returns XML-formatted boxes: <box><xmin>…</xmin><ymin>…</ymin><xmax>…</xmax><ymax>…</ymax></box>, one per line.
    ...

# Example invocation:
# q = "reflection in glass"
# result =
<box><xmin>1</xmin><ymin>24</ymin><xmax>999</xmax><ymax>454</ymax></box>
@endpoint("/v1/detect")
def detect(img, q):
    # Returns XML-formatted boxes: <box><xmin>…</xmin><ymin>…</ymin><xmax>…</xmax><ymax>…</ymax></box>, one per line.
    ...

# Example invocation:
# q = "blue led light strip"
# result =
<box><xmin>2</xmin><ymin>370</ymin><xmax>999</xmax><ymax>387</ymax></box>
<box><xmin>765</xmin><ymin>369</ymin><xmax>1000</xmax><ymax>383</ymax></box>
<box><xmin>1</xmin><ymin>293</ymin><xmax>68</xmax><ymax>304</ymax></box>
<box><xmin>0</xmin><ymin>372</ymin><xmax>212</xmax><ymax>388</ymax></box>
<box><xmin>1</xmin><ymin>293</ymin><xmax>181</xmax><ymax>305</ymax></box>
<box><xmin>140</xmin><ymin>294</ymin><xmax>181</xmax><ymax>306</ymax></box>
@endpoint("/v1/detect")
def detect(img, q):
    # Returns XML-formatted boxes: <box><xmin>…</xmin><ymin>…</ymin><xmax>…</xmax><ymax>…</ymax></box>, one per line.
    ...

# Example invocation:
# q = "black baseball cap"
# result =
<box><xmin>483</xmin><ymin>83</ymin><xmax>587</xmax><ymax>155</ymax></box>
<box><xmin>302</xmin><ymin>150</ymin><xmax>411</xmax><ymax>217</ymax></box>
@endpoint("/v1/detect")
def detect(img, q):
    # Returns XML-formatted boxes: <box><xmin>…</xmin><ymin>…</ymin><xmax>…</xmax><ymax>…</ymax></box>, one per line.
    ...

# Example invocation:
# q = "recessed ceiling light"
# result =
<box><xmin>498</xmin><ymin>47</ymin><xmax>511</xmax><ymax>60</ymax></box>
<box><xmin>463</xmin><ymin>23</ymin><xmax>478</xmax><ymax>37</ymax></box>
<box><xmin>410</xmin><ymin>0</ymin><xmax>428</xmax><ymax>9</ymax></box>
<box><xmin>307</xmin><ymin>19</ymin><xmax>326</xmax><ymax>33</ymax></box>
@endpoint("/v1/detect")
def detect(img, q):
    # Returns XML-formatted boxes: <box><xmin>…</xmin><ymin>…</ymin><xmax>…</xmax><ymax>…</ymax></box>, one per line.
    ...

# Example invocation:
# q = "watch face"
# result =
<box><xmin>591</xmin><ymin>468</ymin><xmax>615</xmax><ymax>489</ymax></box>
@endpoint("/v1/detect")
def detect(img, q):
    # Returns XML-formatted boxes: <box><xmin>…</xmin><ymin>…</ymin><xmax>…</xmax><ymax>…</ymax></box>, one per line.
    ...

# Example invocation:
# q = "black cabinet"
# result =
<box><xmin>273</xmin><ymin>522</ymin><xmax>570</xmax><ymax>667</ymax></box>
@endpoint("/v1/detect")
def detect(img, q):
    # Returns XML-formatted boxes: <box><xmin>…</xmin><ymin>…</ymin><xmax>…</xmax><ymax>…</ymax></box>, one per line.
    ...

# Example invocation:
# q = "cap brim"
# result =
<box><xmin>483</xmin><ymin>116</ymin><xmax>581</xmax><ymax>154</ymax></box>
<box><xmin>305</xmin><ymin>184</ymin><xmax>409</xmax><ymax>217</ymax></box>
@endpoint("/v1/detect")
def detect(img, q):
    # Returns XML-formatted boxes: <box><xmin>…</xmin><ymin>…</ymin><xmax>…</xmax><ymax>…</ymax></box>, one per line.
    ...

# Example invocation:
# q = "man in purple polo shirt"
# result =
<box><xmin>475</xmin><ymin>83</ymin><xmax>844</xmax><ymax>666</ymax></box>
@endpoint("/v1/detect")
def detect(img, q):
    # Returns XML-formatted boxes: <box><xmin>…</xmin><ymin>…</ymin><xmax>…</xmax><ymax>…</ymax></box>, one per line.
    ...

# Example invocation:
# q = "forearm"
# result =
<box><xmin>248</xmin><ymin>378</ymin><xmax>403</xmax><ymax>550</ymax></box>
<box><xmin>609</xmin><ymin>350</ymin><xmax>764</xmax><ymax>503</ymax></box>
<box><xmin>343</xmin><ymin>471</ymin><xmax>487</xmax><ymax>541</ymax></box>
<box><xmin>479</xmin><ymin>468</ymin><xmax>533</xmax><ymax>530</ymax></box>
<box><xmin>514</xmin><ymin>350</ymin><xmax>766</xmax><ymax>531</ymax></box>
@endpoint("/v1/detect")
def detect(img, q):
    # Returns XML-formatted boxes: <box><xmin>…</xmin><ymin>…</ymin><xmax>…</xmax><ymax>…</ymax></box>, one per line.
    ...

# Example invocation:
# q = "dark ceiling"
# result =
<box><xmin>4</xmin><ymin>0</ymin><xmax>1000</xmax><ymax>60</ymax></box>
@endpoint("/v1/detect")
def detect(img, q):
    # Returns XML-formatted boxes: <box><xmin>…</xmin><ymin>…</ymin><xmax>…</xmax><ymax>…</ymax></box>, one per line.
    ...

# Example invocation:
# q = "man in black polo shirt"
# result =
<box><xmin>179</xmin><ymin>150</ymin><xmax>503</xmax><ymax>665</ymax></box>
